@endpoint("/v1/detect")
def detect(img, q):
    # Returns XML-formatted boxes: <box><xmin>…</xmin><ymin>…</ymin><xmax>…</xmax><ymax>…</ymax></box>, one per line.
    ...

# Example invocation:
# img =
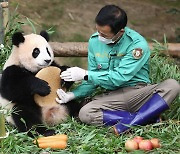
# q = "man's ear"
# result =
<box><xmin>120</xmin><ymin>29</ymin><xmax>125</xmax><ymax>34</ymax></box>
<box><xmin>40</xmin><ymin>30</ymin><xmax>49</xmax><ymax>42</ymax></box>
<box><xmin>12</xmin><ymin>32</ymin><xmax>25</xmax><ymax>47</ymax></box>
<box><xmin>118</xmin><ymin>29</ymin><xmax>125</xmax><ymax>38</ymax></box>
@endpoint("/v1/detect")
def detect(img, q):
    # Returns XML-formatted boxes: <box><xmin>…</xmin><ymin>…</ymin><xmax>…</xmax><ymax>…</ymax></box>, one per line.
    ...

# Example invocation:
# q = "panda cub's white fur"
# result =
<box><xmin>4</xmin><ymin>33</ymin><xmax>54</xmax><ymax>72</ymax></box>
<box><xmin>0</xmin><ymin>31</ymin><xmax>78</xmax><ymax>136</ymax></box>
<box><xmin>42</xmin><ymin>105</ymin><xmax>69</xmax><ymax>126</ymax></box>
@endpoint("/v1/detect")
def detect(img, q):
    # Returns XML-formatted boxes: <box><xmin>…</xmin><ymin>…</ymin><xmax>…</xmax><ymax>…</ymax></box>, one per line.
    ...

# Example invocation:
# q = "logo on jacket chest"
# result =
<box><xmin>95</xmin><ymin>52</ymin><xmax>108</xmax><ymax>58</ymax></box>
<box><xmin>95</xmin><ymin>51</ymin><xmax>125</xmax><ymax>58</ymax></box>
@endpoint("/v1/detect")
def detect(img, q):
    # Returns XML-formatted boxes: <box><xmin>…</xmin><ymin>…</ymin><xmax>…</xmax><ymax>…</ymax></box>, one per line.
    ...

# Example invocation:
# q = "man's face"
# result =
<box><xmin>96</xmin><ymin>24</ymin><xmax>114</xmax><ymax>39</ymax></box>
<box><xmin>96</xmin><ymin>24</ymin><xmax>124</xmax><ymax>41</ymax></box>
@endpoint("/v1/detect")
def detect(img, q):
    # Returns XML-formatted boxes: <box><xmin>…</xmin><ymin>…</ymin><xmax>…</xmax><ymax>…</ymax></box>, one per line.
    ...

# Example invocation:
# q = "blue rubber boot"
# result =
<box><xmin>103</xmin><ymin>110</ymin><xmax>135</xmax><ymax>126</ymax></box>
<box><xmin>113</xmin><ymin>93</ymin><xmax>169</xmax><ymax>135</ymax></box>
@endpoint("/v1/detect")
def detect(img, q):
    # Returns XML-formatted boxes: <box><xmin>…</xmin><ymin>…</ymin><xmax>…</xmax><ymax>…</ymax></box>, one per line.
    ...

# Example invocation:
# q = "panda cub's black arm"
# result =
<box><xmin>50</xmin><ymin>61</ymin><xmax>70</xmax><ymax>72</ymax></box>
<box><xmin>0</xmin><ymin>65</ymin><xmax>50</xmax><ymax>104</ymax></box>
<box><xmin>50</xmin><ymin>61</ymin><xmax>74</xmax><ymax>90</ymax></box>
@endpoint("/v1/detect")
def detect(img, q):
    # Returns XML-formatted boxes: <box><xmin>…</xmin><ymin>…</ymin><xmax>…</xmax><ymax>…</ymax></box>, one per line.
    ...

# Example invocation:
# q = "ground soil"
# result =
<box><xmin>10</xmin><ymin>0</ymin><xmax>180</xmax><ymax>42</ymax></box>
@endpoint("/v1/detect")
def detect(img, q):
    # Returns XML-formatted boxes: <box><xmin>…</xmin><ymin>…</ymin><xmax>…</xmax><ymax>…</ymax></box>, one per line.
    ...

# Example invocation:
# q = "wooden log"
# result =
<box><xmin>50</xmin><ymin>42</ymin><xmax>180</xmax><ymax>58</ymax></box>
<box><xmin>149</xmin><ymin>43</ymin><xmax>180</xmax><ymax>58</ymax></box>
<box><xmin>50</xmin><ymin>42</ymin><xmax>88</xmax><ymax>57</ymax></box>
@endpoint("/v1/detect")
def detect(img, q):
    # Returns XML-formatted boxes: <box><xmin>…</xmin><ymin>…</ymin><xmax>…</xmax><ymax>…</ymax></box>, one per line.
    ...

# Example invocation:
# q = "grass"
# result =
<box><xmin>0</xmin><ymin>12</ymin><xmax>180</xmax><ymax>154</ymax></box>
<box><xmin>0</xmin><ymin>119</ymin><xmax>180</xmax><ymax>153</ymax></box>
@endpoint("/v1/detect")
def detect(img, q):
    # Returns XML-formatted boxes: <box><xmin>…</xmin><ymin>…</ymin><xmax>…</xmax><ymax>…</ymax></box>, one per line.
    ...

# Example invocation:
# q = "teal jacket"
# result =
<box><xmin>72</xmin><ymin>27</ymin><xmax>151</xmax><ymax>98</ymax></box>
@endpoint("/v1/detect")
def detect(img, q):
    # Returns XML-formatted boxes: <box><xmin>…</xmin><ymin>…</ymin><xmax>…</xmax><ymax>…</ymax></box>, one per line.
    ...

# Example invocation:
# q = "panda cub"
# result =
<box><xmin>0</xmin><ymin>31</ymin><xmax>79</xmax><ymax>137</ymax></box>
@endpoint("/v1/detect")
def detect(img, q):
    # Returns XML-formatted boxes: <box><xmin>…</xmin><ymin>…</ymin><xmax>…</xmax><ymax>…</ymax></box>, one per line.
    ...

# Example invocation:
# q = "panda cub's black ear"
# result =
<box><xmin>40</xmin><ymin>31</ymin><xmax>49</xmax><ymax>42</ymax></box>
<box><xmin>12</xmin><ymin>32</ymin><xmax>25</xmax><ymax>47</ymax></box>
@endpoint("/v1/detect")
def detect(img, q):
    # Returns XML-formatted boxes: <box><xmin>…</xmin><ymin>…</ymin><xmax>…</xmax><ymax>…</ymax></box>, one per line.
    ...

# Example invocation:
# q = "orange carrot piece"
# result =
<box><xmin>38</xmin><ymin>134</ymin><xmax>68</xmax><ymax>141</ymax></box>
<box><xmin>38</xmin><ymin>140</ymin><xmax>67</xmax><ymax>149</ymax></box>
<box><xmin>33</xmin><ymin>134</ymin><xmax>68</xmax><ymax>144</ymax></box>
<box><xmin>34</xmin><ymin>138</ymin><xmax>65</xmax><ymax>144</ymax></box>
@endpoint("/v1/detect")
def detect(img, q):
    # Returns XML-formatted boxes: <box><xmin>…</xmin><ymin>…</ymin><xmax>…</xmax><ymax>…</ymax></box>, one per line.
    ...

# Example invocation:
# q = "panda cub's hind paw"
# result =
<box><xmin>43</xmin><ymin>129</ymin><xmax>56</xmax><ymax>137</ymax></box>
<box><xmin>27</xmin><ymin>128</ymin><xmax>55</xmax><ymax>137</ymax></box>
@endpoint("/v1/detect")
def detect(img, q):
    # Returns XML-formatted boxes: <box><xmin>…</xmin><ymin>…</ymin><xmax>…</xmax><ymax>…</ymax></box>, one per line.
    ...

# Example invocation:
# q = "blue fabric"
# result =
<box><xmin>114</xmin><ymin>93</ymin><xmax>169</xmax><ymax>134</ymax></box>
<box><xmin>103</xmin><ymin>110</ymin><xmax>135</xmax><ymax>126</ymax></box>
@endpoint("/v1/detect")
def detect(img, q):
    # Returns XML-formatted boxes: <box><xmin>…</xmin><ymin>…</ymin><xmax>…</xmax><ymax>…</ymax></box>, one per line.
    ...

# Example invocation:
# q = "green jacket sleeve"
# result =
<box><xmin>88</xmin><ymin>40</ymin><xmax>150</xmax><ymax>90</ymax></box>
<box><xmin>72</xmin><ymin>42</ymin><xmax>97</xmax><ymax>98</ymax></box>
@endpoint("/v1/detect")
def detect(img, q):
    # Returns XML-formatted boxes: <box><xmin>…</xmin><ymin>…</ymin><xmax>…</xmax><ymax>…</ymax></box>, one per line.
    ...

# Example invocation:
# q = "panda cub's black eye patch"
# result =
<box><xmin>32</xmin><ymin>48</ymin><xmax>40</xmax><ymax>58</ymax></box>
<box><xmin>46</xmin><ymin>47</ymin><xmax>51</xmax><ymax>57</ymax></box>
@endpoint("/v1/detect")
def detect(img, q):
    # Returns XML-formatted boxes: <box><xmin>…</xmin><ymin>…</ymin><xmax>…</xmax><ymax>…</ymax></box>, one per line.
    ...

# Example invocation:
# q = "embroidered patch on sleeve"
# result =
<box><xmin>132</xmin><ymin>48</ymin><xmax>143</xmax><ymax>59</ymax></box>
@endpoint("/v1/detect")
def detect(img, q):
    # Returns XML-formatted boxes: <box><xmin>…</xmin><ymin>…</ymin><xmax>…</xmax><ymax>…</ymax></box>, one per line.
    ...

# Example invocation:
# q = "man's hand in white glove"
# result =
<box><xmin>56</xmin><ymin>89</ymin><xmax>75</xmax><ymax>104</ymax></box>
<box><xmin>60</xmin><ymin>67</ymin><xmax>88</xmax><ymax>81</ymax></box>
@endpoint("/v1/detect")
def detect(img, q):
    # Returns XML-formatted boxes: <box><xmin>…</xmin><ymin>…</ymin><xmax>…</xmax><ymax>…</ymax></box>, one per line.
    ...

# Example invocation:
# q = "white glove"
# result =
<box><xmin>56</xmin><ymin>89</ymin><xmax>75</xmax><ymax>104</ymax></box>
<box><xmin>60</xmin><ymin>67</ymin><xmax>88</xmax><ymax>81</ymax></box>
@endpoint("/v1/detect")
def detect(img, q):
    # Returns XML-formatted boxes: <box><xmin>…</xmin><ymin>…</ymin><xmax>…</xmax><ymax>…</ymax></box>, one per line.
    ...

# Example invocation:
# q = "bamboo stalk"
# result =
<box><xmin>0</xmin><ymin>110</ymin><xmax>6</xmax><ymax>137</ymax></box>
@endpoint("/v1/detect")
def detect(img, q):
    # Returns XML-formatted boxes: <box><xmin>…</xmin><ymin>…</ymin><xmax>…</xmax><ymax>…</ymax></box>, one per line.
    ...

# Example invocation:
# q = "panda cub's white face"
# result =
<box><xmin>18</xmin><ymin>34</ymin><xmax>54</xmax><ymax>73</ymax></box>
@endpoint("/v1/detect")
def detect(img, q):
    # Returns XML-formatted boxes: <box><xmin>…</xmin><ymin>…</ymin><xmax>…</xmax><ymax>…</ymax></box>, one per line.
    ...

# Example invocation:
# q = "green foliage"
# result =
<box><xmin>4</xmin><ymin>6</ymin><xmax>24</xmax><ymax>46</ymax></box>
<box><xmin>150</xmin><ymin>37</ymin><xmax>180</xmax><ymax>120</ymax></box>
<box><xmin>150</xmin><ymin>37</ymin><xmax>180</xmax><ymax>83</ymax></box>
<box><xmin>0</xmin><ymin>44</ymin><xmax>10</xmax><ymax>72</ymax></box>
<box><xmin>0</xmin><ymin>6</ymin><xmax>23</xmax><ymax>71</ymax></box>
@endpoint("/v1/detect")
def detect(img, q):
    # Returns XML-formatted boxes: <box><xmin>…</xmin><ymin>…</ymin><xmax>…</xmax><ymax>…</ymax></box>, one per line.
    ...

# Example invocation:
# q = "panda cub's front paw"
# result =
<box><xmin>35</xmin><ymin>79</ymin><xmax>51</xmax><ymax>96</ymax></box>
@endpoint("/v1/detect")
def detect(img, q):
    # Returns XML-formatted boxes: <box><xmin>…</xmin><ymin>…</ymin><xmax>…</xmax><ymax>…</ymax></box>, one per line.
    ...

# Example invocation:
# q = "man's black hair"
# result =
<box><xmin>95</xmin><ymin>5</ymin><xmax>127</xmax><ymax>34</ymax></box>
